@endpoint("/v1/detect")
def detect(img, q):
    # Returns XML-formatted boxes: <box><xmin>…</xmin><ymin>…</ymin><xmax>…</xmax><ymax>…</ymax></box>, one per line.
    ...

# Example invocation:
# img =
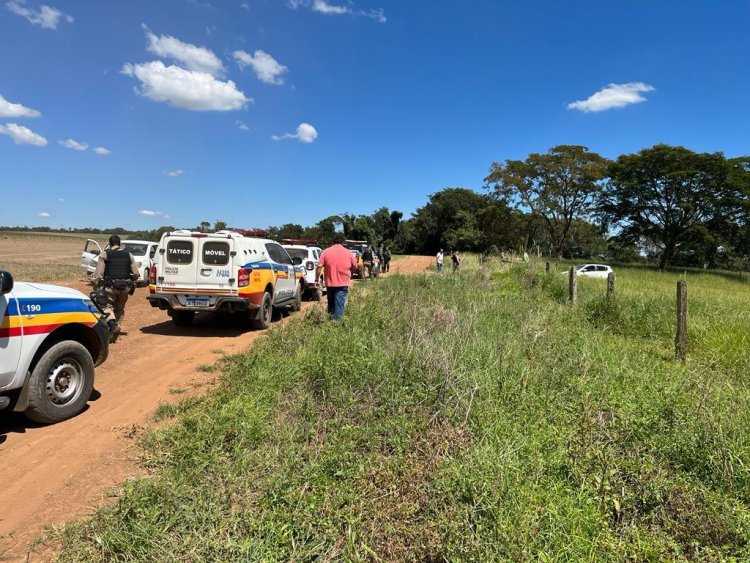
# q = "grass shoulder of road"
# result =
<box><xmin>56</xmin><ymin>259</ymin><xmax>750</xmax><ymax>560</ymax></box>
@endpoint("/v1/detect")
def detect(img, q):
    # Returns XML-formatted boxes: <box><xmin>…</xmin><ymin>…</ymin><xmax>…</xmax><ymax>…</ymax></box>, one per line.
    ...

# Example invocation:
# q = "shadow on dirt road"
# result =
<box><xmin>139</xmin><ymin>312</ymin><xmax>261</xmax><ymax>338</ymax></box>
<box><xmin>0</xmin><ymin>390</ymin><xmax>101</xmax><ymax>445</ymax></box>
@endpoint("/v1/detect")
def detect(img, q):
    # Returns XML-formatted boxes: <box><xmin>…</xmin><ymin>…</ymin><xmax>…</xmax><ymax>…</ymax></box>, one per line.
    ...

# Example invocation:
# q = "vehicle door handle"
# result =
<box><xmin>200</xmin><ymin>268</ymin><xmax>211</xmax><ymax>277</ymax></box>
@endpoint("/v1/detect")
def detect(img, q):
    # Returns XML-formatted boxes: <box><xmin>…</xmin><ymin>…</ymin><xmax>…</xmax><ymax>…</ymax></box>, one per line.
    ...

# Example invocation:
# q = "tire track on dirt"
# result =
<box><xmin>0</xmin><ymin>255</ymin><xmax>433</xmax><ymax>560</ymax></box>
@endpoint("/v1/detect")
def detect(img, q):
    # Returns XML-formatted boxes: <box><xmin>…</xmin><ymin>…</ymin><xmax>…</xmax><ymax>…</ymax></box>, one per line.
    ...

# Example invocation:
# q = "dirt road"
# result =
<box><xmin>0</xmin><ymin>255</ymin><xmax>433</xmax><ymax>560</ymax></box>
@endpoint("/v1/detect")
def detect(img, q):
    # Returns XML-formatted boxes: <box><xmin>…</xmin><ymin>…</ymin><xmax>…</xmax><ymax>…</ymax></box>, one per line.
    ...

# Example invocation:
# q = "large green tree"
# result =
<box><xmin>409</xmin><ymin>188</ymin><xmax>490</xmax><ymax>253</ymax></box>
<box><xmin>602</xmin><ymin>145</ymin><xmax>748</xmax><ymax>270</ymax></box>
<box><xmin>484</xmin><ymin>145</ymin><xmax>609</xmax><ymax>258</ymax></box>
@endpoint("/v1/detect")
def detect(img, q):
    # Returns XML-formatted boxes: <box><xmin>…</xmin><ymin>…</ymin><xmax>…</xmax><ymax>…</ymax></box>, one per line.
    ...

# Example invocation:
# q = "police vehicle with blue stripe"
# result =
<box><xmin>0</xmin><ymin>270</ymin><xmax>109</xmax><ymax>423</ymax></box>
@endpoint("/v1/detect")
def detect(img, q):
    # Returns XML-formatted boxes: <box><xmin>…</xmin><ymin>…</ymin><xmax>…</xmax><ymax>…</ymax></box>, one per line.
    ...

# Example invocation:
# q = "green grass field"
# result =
<box><xmin>55</xmin><ymin>259</ymin><xmax>750</xmax><ymax>561</ymax></box>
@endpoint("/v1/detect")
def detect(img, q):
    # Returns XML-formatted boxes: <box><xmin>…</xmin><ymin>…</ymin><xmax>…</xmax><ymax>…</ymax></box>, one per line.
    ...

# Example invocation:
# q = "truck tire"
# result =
<box><xmin>292</xmin><ymin>285</ymin><xmax>302</xmax><ymax>312</ymax></box>
<box><xmin>172</xmin><ymin>310</ymin><xmax>195</xmax><ymax>327</ymax></box>
<box><xmin>24</xmin><ymin>341</ymin><xmax>95</xmax><ymax>424</ymax></box>
<box><xmin>251</xmin><ymin>292</ymin><xmax>272</xmax><ymax>330</ymax></box>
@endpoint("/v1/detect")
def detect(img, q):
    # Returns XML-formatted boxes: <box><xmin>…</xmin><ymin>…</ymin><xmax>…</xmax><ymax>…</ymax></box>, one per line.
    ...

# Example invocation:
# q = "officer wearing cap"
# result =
<box><xmin>93</xmin><ymin>235</ymin><xmax>139</xmax><ymax>336</ymax></box>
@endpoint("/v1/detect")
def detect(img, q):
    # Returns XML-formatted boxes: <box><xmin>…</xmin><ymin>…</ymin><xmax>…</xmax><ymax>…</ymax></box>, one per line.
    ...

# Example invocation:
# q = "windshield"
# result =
<box><xmin>285</xmin><ymin>248</ymin><xmax>309</xmax><ymax>261</ymax></box>
<box><xmin>122</xmin><ymin>243</ymin><xmax>149</xmax><ymax>256</ymax></box>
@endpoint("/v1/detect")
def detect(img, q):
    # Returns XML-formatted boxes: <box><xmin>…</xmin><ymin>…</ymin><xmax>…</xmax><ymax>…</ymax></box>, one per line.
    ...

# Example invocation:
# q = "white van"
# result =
<box><xmin>146</xmin><ymin>230</ymin><xmax>303</xmax><ymax>329</ymax></box>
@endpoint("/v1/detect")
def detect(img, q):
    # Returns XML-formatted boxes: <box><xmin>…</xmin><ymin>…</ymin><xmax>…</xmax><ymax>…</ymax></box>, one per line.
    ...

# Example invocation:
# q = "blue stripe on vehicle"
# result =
<box><xmin>5</xmin><ymin>297</ymin><xmax>89</xmax><ymax>317</ymax></box>
<box><xmin>242</xmin><ymin>261</ymin><xmax>289</xmax><ymax>272</ymax></box>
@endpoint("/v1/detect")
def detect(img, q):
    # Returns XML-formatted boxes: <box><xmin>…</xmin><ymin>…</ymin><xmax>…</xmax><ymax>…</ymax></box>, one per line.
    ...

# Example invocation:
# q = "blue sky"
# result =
<box><xmin>1</xmin><ymin>0</ymin><xmax>749</xmax><ymax>230</ymax></box>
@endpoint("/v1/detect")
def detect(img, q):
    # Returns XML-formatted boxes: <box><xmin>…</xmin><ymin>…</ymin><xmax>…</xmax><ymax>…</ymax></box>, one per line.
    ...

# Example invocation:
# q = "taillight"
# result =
<box><xmin>148</xmin><ymin>265</ymin><xmax>157</xmax><ymax>285</ymax></box>
<box><xmin>306</xmin><ymin>261</ymin><xmax>314</xmax><ymax>270</ymax></box>
<box><xmin>238</xmin><ymin>268</ymin><xmax>252</xmax><ymax>287</ymax></box>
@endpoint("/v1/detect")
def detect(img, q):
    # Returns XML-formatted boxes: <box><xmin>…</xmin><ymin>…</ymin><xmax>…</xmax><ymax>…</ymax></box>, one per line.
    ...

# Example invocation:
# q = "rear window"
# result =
<box><xmin>285</xmin><ymin>248</ymin><xmax>309</xmax><ymax>261</ymax></box>
<box><xmin>122</xmin><ymin>243</ymin><xmax>149</xmax><ymax>256</ymax></box>
<box><xmin>166</xmin><ymin>240</ymin><xmax>194</xmax><ymax>264</ymax></box>
<box><xmin>202</xmin><ymin>241</ymin><xmax>230</xmax><ymax>265</ymax></box>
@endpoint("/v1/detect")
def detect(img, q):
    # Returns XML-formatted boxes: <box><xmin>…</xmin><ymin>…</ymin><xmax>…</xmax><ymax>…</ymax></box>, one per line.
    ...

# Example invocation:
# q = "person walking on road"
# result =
<box><xmin>451</xmin><ymin>250</ymin><xmax>461</xmax><ymax>273</ymax></box>
<box><xmin>436</xmin><ymin>249</ymin><xmax>444</xmax><ymax>273</ymax></box>
<box><xmin>93</xmin><ymin>235</ymin><xmax>139</xmax><ymax>338</ymax></box>
<box><xmin>316</xmin><ymin>233</ymin><xmax>358</xmax><ymax>320</ymax></box>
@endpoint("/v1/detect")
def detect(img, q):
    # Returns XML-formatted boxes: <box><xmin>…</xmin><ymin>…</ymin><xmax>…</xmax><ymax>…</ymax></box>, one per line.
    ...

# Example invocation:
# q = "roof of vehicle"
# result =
<box><xmin>282</xmin><ymin>244</ymin><xmax>321</xmax><ymax>250</ymax></box>
<box><xmin>161</xmin><ymin>230</ymin><xmax>277</xmax><ymax>244</ymax></box>
<box><xmin>120</xmin><ymin>239</ymin><xmax>156</xmax><ymax>245</ymax></box>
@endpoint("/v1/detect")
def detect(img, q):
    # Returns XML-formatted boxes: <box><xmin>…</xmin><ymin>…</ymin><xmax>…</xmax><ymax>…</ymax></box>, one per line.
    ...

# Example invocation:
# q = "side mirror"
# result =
<box><xmin>0</xmin><ymin>270</ymin><xmax>14</xmax><ymax>295</ymax></box>
<box><xmin>292</xmin><ymin>256</ymin><xmax>303</xmax><ymax>266</ymax></box>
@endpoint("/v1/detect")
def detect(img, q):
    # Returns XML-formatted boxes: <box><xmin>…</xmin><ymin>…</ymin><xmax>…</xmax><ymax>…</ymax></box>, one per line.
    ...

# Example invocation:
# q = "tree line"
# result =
<box><xmin>4</xmin><ymin>144</ymin><xmax>748</xmax><ymax>271</ymax></box>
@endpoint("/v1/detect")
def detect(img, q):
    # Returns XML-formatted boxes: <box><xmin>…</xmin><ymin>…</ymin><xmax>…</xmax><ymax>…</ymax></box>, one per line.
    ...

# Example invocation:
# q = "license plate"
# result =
<box><xmin>186</xmin><ymin>297</ymin><xmax>209</xmax><ymax>308</ymax></box>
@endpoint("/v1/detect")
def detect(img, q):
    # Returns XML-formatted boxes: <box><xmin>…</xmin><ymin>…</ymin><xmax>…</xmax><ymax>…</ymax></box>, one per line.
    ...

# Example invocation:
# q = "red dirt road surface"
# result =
<box><xmin>0</xmin><ymin>255</ymin><xmax>433</xmax><ymax>560</ymax></box>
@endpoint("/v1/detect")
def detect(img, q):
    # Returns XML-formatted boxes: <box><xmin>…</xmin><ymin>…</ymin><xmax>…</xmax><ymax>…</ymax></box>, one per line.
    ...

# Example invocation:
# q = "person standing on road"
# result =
<box><xmin>316</xmin><ymin>233</ymin><xmax>358</xmax><ymax>320</ymax></box>
<box><xmin>93</xmin><ymin>235</ymin><xmax>139</xmax><ymax>337</ymax></box>
<box><xmin>382</xmin><ymin>246</ymin><xmax>391</xmax><ymax>273</ymax></box>
<box><xmin>451</xmin><ymin>250</ymin><xmax>461</xmax><ymax>273</ymax></box>
<box><xmin>436</xmin><ymin>249</ymin><xmax>444</xmax><ymax>273</ymax></box>
<box><xmin>361</xmin><ymin>245</ymin><xmax>374</xmax><ymax>279</ymax></box>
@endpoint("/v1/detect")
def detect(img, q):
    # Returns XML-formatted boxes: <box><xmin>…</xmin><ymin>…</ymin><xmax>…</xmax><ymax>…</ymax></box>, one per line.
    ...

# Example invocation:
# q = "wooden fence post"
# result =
<box><xmin>675</xmin><ymin>280</ymin><xmax>688</xmax><ymax>362</ymax></box>
<box><xmin>606</xmin><ymin>271</ymin><xmax>615</xmax><ymax>299</ymax></box>
<box><xmin>545</xmin><ymin>261</ymin><xmax>550</xmax><ymax>273</ymax></box>
<box><xmin>568</xmin><ymin>267</ymin><xmax>577</xmax><ymax>304</ymax></box>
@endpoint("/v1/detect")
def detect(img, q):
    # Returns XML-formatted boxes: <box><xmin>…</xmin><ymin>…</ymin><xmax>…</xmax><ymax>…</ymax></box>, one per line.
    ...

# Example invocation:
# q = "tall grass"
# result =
<box><xmin>56</xmin><ymin>259</ymin><xmax>750</xmax><ymax>560</ymax></box>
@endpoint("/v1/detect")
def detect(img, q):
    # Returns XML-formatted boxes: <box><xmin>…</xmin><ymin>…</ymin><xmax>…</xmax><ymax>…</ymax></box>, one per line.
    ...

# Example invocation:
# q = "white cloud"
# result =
<box><xmin>0</xmin><ymin>94</ymin><xmax>41</xmax><ymax>118</ymax></box>
<box><xmin>272</xmin><ymin>122</ymin><xmax>318</xmax><ymax>144</ymax></box>
<box><xmin>233</xmin><ymin>50</ymin><xmax>288</xmax><ymax>85</ymax></box>
<box><xmin>240</xmin><ymin>2</ymin><xmax>249</xmax><ymax>9</ymax></box>
<box><xmin>58</xmin><ymin>197</ymin><xmax>64</xmax><ymax>202</ymax></box>
<box><xmin>143</xmin><ymin>25</ymin><xmax>225</xmax><ymax>76</ymax></box>
<box><xmin>138</xmin><ymin>209</ymin><xmax>166</xmax><ymax>217</ymax></box>
<box><xmin>93</xmin><ymin>146</ymin><xmax>110</xmax><ymax>155</ymax></box>
<box><xmin>37</xmin><ymin>211</ymin><xmax>51</xmax><ymax>218</ymax></box>
<box><xmin>162</xmin><ymin>169</ymin><xmax>185</xmax><ymax>177</ymax></box>
<box><xmin>567</xmin><ymin>82</ymin><xmax>655</xmax><ymax>113</ymax></box>
<box><xmin>59</xmin><ymin>138</ymin><xmax>88</xmax><ymax>151</ymax></box>
<box><xmin>287</xmin><ymin>0</ymin><xmax>385</xmax><ymax>22</ymax></box>
<box><xmin>5</xmin><ymin>0</ymin><xmax>73</xmax><ymax>29</ymax></box>
<box><xmin>235</xmin><ymin>120</ymin><xmax>249</xmax><ymax>130</ymax></box>
<box><xmin>312</xmin><ymin>0</ymin><xmax>350</xmax><ymax>15</ymax></box>
<box><xmin>122</xmin><ymin>61</ymin><xmax>250</xmax><ymax>111</ymax></box>
<box><xmin>0</xmin><ymin>123</ymin><xmax>47</xmax><ymax>146</ymax></box>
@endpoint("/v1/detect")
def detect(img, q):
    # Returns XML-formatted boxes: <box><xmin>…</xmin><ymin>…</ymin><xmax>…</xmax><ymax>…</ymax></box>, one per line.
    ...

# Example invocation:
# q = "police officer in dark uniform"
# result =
<box><xmin>93</xmin><ymin>235</ymin><xmax>139</xmax><ymax>336</ymax></box>
<box><xmin>361</xmin><ymin>245</ymin><xmax>374</xmax><ymax>278</ymax></box>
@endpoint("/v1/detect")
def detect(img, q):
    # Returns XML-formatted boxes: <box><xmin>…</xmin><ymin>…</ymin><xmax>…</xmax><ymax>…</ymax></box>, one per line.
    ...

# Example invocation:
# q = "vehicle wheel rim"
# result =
<box><xmin>46</xmin><ymin>358</ymin><xmax>84</xmax><ymax>406</ymax></box>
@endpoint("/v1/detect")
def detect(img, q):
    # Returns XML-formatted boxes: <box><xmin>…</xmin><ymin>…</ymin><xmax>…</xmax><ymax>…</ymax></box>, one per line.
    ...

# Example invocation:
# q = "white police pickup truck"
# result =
<box><xmin>0</xmin><ymin>270</ymin><xmax>109</xmax><ymax>423</ymax></box>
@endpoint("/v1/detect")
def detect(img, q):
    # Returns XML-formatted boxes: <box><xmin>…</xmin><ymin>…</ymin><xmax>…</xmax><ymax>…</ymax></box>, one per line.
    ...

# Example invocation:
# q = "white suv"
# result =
<box><xmin>81</xmin><ymin>239</ymin><xmax>158</xmax><ymax>286</ymax></box>
<box><xmin>147</xmin><ymin>230</ymin><xmax>303</xmax><ymax>329</ymax></box>
<box><xmin>0</xmin><ymin>270</ymin><xmax>109</xmax><ymax>423</ymax></box>
<box><xmin>282</xmin><ymin>244</ymin><xmax>325</xmax><ymax>300</ymax></box>
<box><xmin>574</xmin><ymin>264</ymin><xmax>614</xmax><ymax>279</ymax></box>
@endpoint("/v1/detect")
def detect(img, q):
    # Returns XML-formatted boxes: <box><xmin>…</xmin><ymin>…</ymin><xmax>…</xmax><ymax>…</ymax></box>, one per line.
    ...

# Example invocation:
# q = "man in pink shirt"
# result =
<box><xmin>316</xmin><ymin>233</ymin><xmax>358</xmax><ymax>320</ymax></box>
